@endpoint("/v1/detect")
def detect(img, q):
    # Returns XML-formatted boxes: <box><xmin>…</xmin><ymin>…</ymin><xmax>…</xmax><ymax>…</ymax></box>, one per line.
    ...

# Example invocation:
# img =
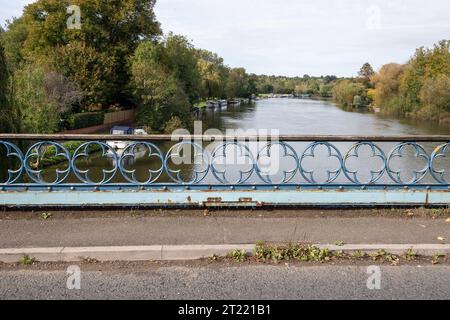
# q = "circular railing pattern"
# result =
<box><xmin>119</xmin><ymin>142</ymin><xmax>164</xmax><ymax>184</ymax></box>
<box><xmin>0</xmin><ymin>141</ymin><xmax>24</xmax><ymax>184</ymax></box>
<box><xmin>0</xmin><ymin>140</ymin><xmax>449</xmax><ymax>185</ymax></box>
<box><xmin>343</xmin><ymin>142</ymin><xmax>386</xmax><ymax>184</ymax></box>
<box><xmin>430</xmin><ymin>143</ymin><xmax>449</xmax><ymax>184</ymax></box>
<box><xmin>72</xmin><ymin>142</ymin><xmax>119</xmax><ymax>184</ymax></box>
<box><xmin>386</xmin><ymin>142</ymin><xmax>430</xmax><ymax>184</ymax></box>
<box><xmin>165</xmin><ymin>142</ymin><xmax>210</xmax><ymax>184</ymax></box>
<box><xmin>211</xmin><ymin>141</ymin><xmax>255</xmax><ymax>184</ymax></box>
<box><xmin>24</xmin><ymin>142</ymin><xmax>71</xmax><ymax>184</ymax></box>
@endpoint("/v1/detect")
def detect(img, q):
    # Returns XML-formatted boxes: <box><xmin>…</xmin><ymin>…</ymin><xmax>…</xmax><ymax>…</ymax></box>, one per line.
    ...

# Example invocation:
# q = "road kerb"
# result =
<box><xmin>0</xmin><ymin>244</ymin><xmax>449</xmax><ymax>263</ymax></box>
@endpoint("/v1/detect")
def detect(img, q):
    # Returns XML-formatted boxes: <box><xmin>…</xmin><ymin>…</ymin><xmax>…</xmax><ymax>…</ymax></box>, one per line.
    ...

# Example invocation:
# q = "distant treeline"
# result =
<box><xmin>256</xmin><ymin>40</ymin><xmax>450</xmax><ymax>124</ymax></box>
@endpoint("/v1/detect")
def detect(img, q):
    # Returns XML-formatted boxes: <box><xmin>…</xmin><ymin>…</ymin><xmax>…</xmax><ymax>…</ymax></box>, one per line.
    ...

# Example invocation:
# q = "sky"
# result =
<box><xmin>1</xmin><ymin>0</ymin><xmax>449</xmax><ymax>77</ymax></box>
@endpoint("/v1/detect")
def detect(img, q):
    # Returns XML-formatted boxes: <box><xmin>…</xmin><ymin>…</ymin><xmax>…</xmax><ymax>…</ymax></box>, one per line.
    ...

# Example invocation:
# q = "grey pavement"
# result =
<box><xmin>1</xmin><ymin>265</ymin><xmax>449</xmax><ymax>300</ymax></box>
<box><xmin>0</xmin><ymin>214</ymin><xmax>448</xmax><ymax>248</ymax></box>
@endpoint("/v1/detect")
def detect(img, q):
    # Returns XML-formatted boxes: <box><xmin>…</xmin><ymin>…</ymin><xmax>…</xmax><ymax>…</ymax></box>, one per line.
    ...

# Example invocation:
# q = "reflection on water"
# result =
<box><xmin>202</xmin><ymin>98</ymin><xmax>450</xmax><ymax>135</ymax></box>
<box><xmin>4</xmin><ymin>98</ymin><xmax>449</xmax><ymax>185</ymax></box>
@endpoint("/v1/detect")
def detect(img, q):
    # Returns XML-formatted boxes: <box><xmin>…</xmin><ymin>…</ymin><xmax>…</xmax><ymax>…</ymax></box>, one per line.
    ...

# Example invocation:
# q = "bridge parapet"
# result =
<box><xmin>0</xmin><ymin>134</ymin><xmax>448</xmax><ymax>207</ymax></box>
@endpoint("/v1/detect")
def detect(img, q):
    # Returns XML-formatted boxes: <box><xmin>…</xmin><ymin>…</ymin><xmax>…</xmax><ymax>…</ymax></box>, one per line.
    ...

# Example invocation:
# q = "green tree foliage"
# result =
<box><xmin>131</xmin><ymin>41</ymin><xmax>191</xmax><ymax>132</ymax></box>
<box><xmin>225</xmin><ymin>68</ymin><xmax>252</xmax><ymax>98</ymax></box>
<box><xmin>256</xmin><ymin>75</ymin><xmax>337</xmax><ymax>97</ymax></box>
<box><xmin>0</xmin><ymin>18</ymin><xmax>28</xmax><ymax>72</ymax></box>
<box><xmin>400</xmin><ymin>40</ymin><xmax>450</xmax><ymax>113</ymax></box>
<box><xmin>12</xmin><ymin>64</ymin><xmax>60</xmax><ymax>133</ymax></box>
<box><xmin>20</xmin><ymin>0</ymin><xmax>161</xmax><ymax>107</ymax></box>
<box><xmin>196</xmin><ymin>49</ymin><xmax>228</xmax><ymax>98</ymax></box>
<box><xmin>331</xmin><ymin>80</ymin><xmax>366</xmax><ymax>107</ymax></box>
<box><xmin>164</xmin><ymin>34</ymin><xmax>201</xmax><ymax>103</ymax></box>
<box><xmin>51</xmin><ymin>42</ymin><xmax>117</xmax><ymax>108</ymax></box>
<box><xmin>418</xmin><ymin>74</ymin><xmax>450</xmax><ymax>121</ymax></box>
<box><xmin>371</xmin><ymin>63</ymin><xmax>406</xmax><ymax>112</ymax></box>
<box><xmin>0</xmin><ymin>43</ymin><xmax>11</xmax><ymax>132</ymax></box>
<box><xmin>372</xmin><ymin>40</ymin><xmax>450</xmax><ymax>122</ymax></box>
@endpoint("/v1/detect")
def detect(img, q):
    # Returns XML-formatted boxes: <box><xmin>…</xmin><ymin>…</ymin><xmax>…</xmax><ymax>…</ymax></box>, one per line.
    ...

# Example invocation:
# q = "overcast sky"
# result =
<box><xmin>1</xmin><ymin>0</ymin><xmax>449</xmax><ymax>76</ymax></box>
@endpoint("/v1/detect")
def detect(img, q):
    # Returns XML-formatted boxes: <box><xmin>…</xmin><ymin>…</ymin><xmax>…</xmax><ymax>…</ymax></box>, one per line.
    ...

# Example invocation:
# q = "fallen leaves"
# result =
<box><xmin>446</xmin><ymin>218</ymin><xmax>450</xmax><ymax>223</ymax></box>
<box><xmin>437</xmin><ymin>237</ymin><xmax>446</xmax><ymax>241</ymax></box>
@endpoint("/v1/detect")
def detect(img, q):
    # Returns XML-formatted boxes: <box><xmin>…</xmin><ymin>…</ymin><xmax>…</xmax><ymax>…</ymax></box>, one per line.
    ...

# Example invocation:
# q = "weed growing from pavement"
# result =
<box><xmin>228</xmin><ymin>250</ymin><xmax>247</xmax><ymax>263</ymax></box>
<box><xmin>352</xmin><ymin>250</ymin><xmax>366</xmax><ymax>258</ymax></box>
<box><xmin>208</xmin><ymin>254</ymin><xmax>219</xmax><ymax>262</ymax></box>
<box><xmin>334</xmin><ymin>241</ymin><xmax>345</xmax><ymax>246</ymax></box>
<box><xmin>20</xmin><ymin>255</ymin><xmax>38</xmax><ymax>266</ymax></box>
<box><xmin>40</xmin><ymin>212</ymin><xmax>53</xmax><ymax>220</ymax></box>
<box><xmin>431</xmin><ymin>254</ymin><xmax>446</xmax><ymax>265</ymax></box>
<box><xmin>369</xmin><ymin>249</ymin><xmax>400</xmax><ymax>265</ymax></box>
<box><xmin>404</xmin><ymin>248</ymin><xmax>418</xmax><ymax>261</ymax></box>
<box><xmin>82</xmin><ymin>257</ymin><xmax>100</xmax><ymax>264</ymax></box>
<box><xmin>254</xmin><ymin>242</ymin><xmax>332</xmax><ymax>263</ymax></box>
<box><xmin>219</xmin><ymin>243</ymin><xmax>446</xmax><ymax>266</ymax></box>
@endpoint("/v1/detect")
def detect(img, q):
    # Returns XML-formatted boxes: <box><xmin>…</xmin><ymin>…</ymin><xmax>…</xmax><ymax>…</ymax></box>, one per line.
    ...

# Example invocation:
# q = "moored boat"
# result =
<box><xmin>107</xmin><ymin>126</ymin><xmax>148</xmax><ymax>150</ymax></box>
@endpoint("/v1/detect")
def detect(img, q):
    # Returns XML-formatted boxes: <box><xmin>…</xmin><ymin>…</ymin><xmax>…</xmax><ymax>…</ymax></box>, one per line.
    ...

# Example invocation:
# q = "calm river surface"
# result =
<box><xmin>22</xmin><ymin>98</ymin><xmax>450</xmax><ymax>185</ymax></box>
<box><xmin>202</xmin><ymin>98</ymin><xmax>450</xmax><ymax>135</ymax></box>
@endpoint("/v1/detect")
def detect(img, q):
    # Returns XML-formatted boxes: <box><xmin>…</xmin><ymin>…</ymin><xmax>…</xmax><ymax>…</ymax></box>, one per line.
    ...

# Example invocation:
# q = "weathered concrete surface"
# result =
<box><xmin>0</xmin><ymin>209</ymin><xmax>448</xmax><ymax>248</ymax></box>
<box><xmin>1</xmin><ymin>244</ymin><xmax>449</xmax><ymax>263</ymax></box>
<box><xmin>1</xmin><ymin>264</ymin><xmax>449</xmax><ymax>300</ymax></box>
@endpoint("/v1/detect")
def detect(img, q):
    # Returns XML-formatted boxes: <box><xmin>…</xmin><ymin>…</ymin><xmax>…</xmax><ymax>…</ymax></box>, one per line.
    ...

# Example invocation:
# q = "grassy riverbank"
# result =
<box><xmin>36</xmin><ymin>142</ymin><xmax>102</xmax><ymax>168</ymax></box>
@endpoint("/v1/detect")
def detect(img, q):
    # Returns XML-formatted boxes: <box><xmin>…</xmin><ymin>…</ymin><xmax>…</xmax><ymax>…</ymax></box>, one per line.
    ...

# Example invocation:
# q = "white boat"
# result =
<box><xmin>206</xmin><ymin>100</ymin><xmax>219</xmax><ymax>109</ymax></box>
<box><xmin>219</xmin><ymin>100</ymin><xmax>228</xmax><ymax>107</ymax></box>
<box><xmin>107</xmin><ymin>126</ymin><xmax>148</xmax><ymax>150</ymax></box>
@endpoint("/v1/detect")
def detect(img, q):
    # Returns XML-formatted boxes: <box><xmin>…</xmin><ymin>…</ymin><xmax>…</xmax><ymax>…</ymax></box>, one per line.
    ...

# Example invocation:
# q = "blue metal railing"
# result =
<box><xmin>0</xmin><ymin>134</ymin><xmax>448</xmax><ymax>189</ymax></box>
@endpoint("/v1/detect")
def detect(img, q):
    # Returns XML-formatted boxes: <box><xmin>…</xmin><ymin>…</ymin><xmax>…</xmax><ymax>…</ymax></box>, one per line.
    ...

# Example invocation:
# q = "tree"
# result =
<box><xmin>419</xmin><ymin>74</ymin><xmax>450</xmax><ymax>121</ymax></box>
<box><xmin>19</xmin><ymin>0</ymin><xmax>162</xmax><ymax>108</ymax></box>
<box><xmin>131</xmin><ymin>41</ymin><xmax>192</xmax><ymax>132</ymax></box>
<box><xmin>0</xmin><ymin>43</ymin><xmax>11</xmax><ymax>132</ymax></box>
<box><xmin>0</xmin><ymin>18</ymin><xmax>28</xmax><ymax>72</ymax></box>
<box><xmin>164</xmin><ymin>34</ymin><xmax>201</xmax><ymax>103</ymax></box>
<box><xmin>197</xmin><ymin>58</ymin><xmax>222</xmax><ymax>98</ymax></box>
<box><xmin>332</xmin><ymin>80</ymin><xmax>366</xmax><ymax>107</ymax></box>
<box><xmin>196</xmin><ymin>49</ymin><xmax>228</xmax><ymax>99</ymax></box>
<box><xmin>400</xmin><ymin>40</ymin><xmax>450</xmax><ymax>112</ymax></box>
<box><xmin>358</xmin><ymin>62</ymin><xmax>375</xmax><ymax>87</ymax></box>
<box><xmin>319</xmin><ymin>83</ymin><xmax>331</xmax><ymax>97</ymax></box>
<box><xmin>225</xmin><ymin>68</ymin><xmax>252</xmax><ymax>98</ymax></box>
<box><xmin>51</xmin><ymin>42</ymin><xmax>117</xmax><ymax>108</ymax></box>
<box><xmin>12</xmin><ymin>64</ymin><xmax>60</xmax><ymax>133</ymax></box>
<box><xmin>371</xmin><ymin>63</ymin><xmax>406</xmax><ymax>109</ymax></box>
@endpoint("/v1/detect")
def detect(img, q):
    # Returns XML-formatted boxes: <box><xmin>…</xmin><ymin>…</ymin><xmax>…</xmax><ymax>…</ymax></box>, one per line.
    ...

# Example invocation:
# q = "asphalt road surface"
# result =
<box><xmin>0</xmin><ymin>210</ymin><xmax>448</xmax><ymax>247</ymax></box>
<box><xmin>1</xmin><ymin>264</ymin><xmax>449</xmax><ymax>300</ymax></box>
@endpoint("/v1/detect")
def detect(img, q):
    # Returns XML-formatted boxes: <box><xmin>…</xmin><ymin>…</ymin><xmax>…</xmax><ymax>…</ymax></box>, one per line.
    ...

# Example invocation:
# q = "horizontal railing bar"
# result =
<box><xmin>0</xmin><ymin>134</ymin><xmax>449</xmax><ymax>142</ymax></box>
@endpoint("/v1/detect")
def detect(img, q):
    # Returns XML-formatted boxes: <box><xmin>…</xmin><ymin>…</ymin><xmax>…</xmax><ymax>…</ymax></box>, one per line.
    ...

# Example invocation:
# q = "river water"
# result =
<box><xmin>202</xmin><ymin>98</ymin><xmax>450</xmax><ymax>135</ymax></box>
<box><xmin>8</xmin><ymin>98</ymin><xmax>449</xmax><ymax>185</ymax></box>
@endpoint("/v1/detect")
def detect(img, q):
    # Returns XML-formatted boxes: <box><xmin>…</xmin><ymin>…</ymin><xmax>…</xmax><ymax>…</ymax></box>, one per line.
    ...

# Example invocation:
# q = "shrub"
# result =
<box><xmin>68</xmin><ymin>112</ymin><xmax>104</xmax><ymax>130</ymax></box>
<box><xmin>163</xmin><ymin>116</ymin><xmax>184</xmax><ymax>134</ymax></box>
<box><xmin>332</xmin><ymin>80</ymin><xmax>366</xmax><ymax>107</ymax></box>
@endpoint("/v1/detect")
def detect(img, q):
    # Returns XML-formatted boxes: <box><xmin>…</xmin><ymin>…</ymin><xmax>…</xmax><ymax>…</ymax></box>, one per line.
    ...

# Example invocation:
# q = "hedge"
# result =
<box><xmin>68</xmin><ymin>112</ymin><xmax>105</xmax><ymax>130</ymax></box>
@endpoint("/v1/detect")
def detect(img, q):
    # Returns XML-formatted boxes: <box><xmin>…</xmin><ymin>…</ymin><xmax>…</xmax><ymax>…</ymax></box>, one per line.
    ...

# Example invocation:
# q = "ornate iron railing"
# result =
<box><xmin>0</xmin><ymin>134</ymin><xmax>449</xmax><ymax>189</ymax></box>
